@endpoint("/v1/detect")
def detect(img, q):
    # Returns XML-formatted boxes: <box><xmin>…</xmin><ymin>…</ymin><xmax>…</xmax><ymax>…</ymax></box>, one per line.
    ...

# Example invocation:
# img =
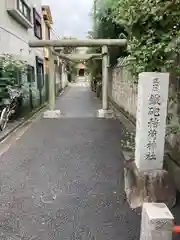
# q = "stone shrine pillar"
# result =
<box><xmin>135</xmin><ymin>72</ymin><xmax>169</xmax><ymax>171</ymax></box>
<box><xmin>123</xmin><ymin>72</ymin><xmax>176</xmax><ymax>208</ymax></box>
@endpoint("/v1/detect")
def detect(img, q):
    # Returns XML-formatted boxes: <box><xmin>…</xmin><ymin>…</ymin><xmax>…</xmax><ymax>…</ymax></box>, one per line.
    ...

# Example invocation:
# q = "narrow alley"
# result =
<box><xmin>0</xmin><ymin>79</ymin><xmax>140</xmax><ymax>240</ymax></box>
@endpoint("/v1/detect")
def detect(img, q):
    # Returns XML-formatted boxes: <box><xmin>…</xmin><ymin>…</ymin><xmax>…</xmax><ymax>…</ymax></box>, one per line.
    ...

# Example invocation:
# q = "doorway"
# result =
<box><xmin>79</xmin><ymin>68</ymin><xmax>85</xmax><ymax>77</ymax></box>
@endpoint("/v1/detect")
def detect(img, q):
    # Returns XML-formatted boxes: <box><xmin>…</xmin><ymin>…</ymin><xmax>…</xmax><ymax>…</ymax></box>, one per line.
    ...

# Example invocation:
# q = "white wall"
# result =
<box><xmin>0</xmin><ymin>0</ymin><xmax>43</xmax><ymax>67</ymax></box>
<box><xmin>29</xmin><ymin>0</ymin><xmax>44</xmax><ymax>62</ymax></box>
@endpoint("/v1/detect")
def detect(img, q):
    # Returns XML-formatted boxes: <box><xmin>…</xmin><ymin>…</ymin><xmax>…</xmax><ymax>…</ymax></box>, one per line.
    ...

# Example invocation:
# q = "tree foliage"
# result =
<box><xmin>110</xmin><ymin>0</ymin><xmax>180</xmax><ymax>76</ymax></box>
<box><xmin>89</xmin><ymin>0</ymin><xmax>180</xmax><ymax>78</ymax></box>
<box><xmin>61</xmin><ymin>37</ymin><xmax>78</xmax><ymax>79</ymax></box>
<box><xmin>0</xmin><ymin>54</ymin><xmax>27</xmax><ymax>84</ymax></box>
<box><xmin>93</xmin><ymin>0</ymin><xmax>128</xmax><ymax>66</ymax></box>
<box><xmin>87</xmin><ymin>0</ymin><xmax>128</xmax><ymax>82</ymax></box>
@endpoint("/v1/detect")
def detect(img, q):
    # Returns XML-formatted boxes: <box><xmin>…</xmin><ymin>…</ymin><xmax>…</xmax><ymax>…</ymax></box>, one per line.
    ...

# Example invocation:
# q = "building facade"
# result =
<box><xmin>0</xmin><ymin>0</ymin><xmax>46</xmax><ymax>108</ymax></box>
<box><xmin>41</xmin><ymin>5</ymin><xmax>52</xmax><ymax>74</ymax></box>
<box><xmin>41</xmin><ymin>5</ymin><xmax>62</xmax><ymax>95</ymax></box>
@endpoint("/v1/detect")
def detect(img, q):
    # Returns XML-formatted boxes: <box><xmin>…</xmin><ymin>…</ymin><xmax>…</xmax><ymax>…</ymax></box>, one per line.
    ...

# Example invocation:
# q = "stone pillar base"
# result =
<box><xmin>123</xmin><ymin>151</ymin><xmax>176</xmax><ymax>209</ymax></box>
<box><xmin>97</xmin><ymin>109</ymin><xmax>114</xmax><ymax>118</ymax></box>
<box><xmin>140</xmin><ymin>203</ymin><xmax>174</xmax><ymax>240</ymax></box>
<box><xmin>43</xmin><ymin>110</ymin><xmax>61</xmax><ymax>119</ymax></box>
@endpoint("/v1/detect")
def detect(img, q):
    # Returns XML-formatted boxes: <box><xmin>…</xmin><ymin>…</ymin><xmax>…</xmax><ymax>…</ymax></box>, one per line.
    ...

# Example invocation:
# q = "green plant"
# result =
<box><xmin>87</xmin><ymin>0</ymin><xmax>128</xmax><ymax>81</ymax></box>
<box><xmin>121</xmin><ymin>129</ymin><xmax>135</xmax><ymax>152</ymax></box>
<box><xmin>0</xmin><ymin>54</ymin><xmax>27</xmax><ymax>84</ymax></box>
<box><xmin>94</xmin><ymin>0</ymin><xmax>180</xmax><ymax>137</ymax></box>
<box><xmin>110</xmin><ymin>0</ymin><xmax>180</xmax><ymax>77</ymax></box>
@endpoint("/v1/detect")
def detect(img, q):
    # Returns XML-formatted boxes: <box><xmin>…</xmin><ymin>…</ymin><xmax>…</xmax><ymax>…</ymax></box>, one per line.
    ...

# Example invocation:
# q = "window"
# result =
<box><xmin>36</xmin><ymin>57</ymin><xmax>44</xmax><ymax>89</ymax></box>
<box><xmin>35</xmin><ymin>20</ymin><xmax>42</xmax><ymax>39</ymax></box>
<box><xmin>33</xmin><ymin>8</ymin><xmax>42</xmax><ymax>39</ymax></box>
<box><xmin>17</xmin><ymin>0</ymin><xmax>31</xmax><ymax>22</ymax></box>
<box><xmin>27</xmin><ymin>65</ymin><xmax>35</xmax><ymax>83</ymax></box>
<box><xmin>18</xmin><ymin>0</ymin><xmax>23</xmax><ymax>12</ymax></box>
<box><xmin>48</xmin><ymin>27</ymin><xmax>51</xmax><ymax>40</ymax></box>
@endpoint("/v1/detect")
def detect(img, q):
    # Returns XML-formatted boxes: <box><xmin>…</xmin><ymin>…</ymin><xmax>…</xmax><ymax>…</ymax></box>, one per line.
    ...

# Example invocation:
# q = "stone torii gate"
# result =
<box><xmin>29</xmin><ymin>39</ymin><xmax>127</xmax><ymax>118</ymax></box>
<box><xmin>29</xmin><ymin>39</ymin><xmax>176</xmax><ymax>212</ymax></box>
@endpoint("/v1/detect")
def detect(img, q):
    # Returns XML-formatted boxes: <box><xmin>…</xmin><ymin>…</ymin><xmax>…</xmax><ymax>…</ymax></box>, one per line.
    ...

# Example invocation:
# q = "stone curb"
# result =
<box><xmin>0</xmin><ymin>85</ymin><xmax>69</xmax><ymax>143</ymax></box>
<box><xmin>0</xmin><ymin>103</ymin><xmax>47</xmax><ymax>143</ymax></box>
<box><xmin>108</xmin><ymin>97</ymin><xmax>135</xmax><ymax>133</ymax></box>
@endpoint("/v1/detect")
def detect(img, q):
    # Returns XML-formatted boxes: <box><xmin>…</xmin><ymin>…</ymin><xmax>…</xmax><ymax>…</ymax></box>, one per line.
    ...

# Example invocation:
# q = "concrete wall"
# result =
<box><xmin>111</xmin><ymin>64</ymin><xmax>137</xmax><ymax>118</ymax></box>
<box><xmin>110</xmin><ymin>59</ymin><xmax>180</xmax><ymax>139</ymax></box>
<box><xmin>110</xmin><ymin>58</ymin><xmax>180</xmax><ymax>190</ymax></box>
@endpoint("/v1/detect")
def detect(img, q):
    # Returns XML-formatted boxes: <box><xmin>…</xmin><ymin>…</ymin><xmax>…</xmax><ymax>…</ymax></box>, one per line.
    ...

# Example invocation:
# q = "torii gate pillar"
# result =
<box><xmin>28</xmin><ymin>39</ymin><xmax>127</xmax><ymax>119</ymax></box>
<box><xmin>43</xmin><ymin>49</ymin><xmax>61</xmax><ymax>118</ymax></box>
<box><xmin>97</xmin><ymin>45</ymin><xmax>114</xmax><ymax>118</ymax></box>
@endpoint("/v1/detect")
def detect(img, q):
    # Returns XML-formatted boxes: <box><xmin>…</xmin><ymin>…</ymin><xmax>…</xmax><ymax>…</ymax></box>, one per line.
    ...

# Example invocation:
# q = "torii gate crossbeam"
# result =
<box><xmin>29</xmin><ymin>39</ymin><xmax>127</xmax><ymax>48</ymax></box>
<box><xmin>29</xmin><ymin>39</ymin><xmax>127</xmax><ymax>118</ymax></box>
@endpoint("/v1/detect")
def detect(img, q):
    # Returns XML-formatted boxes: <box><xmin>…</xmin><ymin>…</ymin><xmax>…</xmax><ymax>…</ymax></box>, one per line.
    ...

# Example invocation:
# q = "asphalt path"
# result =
<box><xmin>0</xmin><ymin>80</ymin><xmax>141</xmax><ymax>240</ymax></box>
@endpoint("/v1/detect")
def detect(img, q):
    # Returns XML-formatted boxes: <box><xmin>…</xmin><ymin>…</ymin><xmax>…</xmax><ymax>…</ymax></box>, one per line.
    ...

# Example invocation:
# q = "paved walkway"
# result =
<box><xmin>0</xmin><ymin>80</ymin><xmax>141</xmax><ymax>240</ymax></box>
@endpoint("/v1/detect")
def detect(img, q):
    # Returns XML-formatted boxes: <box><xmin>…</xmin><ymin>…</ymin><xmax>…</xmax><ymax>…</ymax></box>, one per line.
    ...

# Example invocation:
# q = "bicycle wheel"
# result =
<box><xmin>0</xmin><ymin>107</ymin><xmax>8</xmax><ymax>131</ymax></box>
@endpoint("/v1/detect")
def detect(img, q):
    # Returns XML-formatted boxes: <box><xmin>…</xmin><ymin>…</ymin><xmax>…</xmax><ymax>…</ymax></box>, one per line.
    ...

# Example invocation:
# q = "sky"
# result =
<box><xmin>42</xmin><ymin>0</ymin><xmax>94</xmax><ymax>39</ymax></box>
